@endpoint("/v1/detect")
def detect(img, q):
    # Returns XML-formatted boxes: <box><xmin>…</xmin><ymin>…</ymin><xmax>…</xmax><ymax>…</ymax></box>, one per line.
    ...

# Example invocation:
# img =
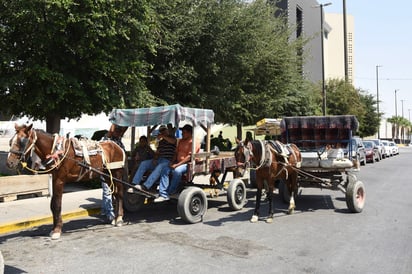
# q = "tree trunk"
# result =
<box><xmin>46</xmin><ymin>114</ymin><xmax>61</xmax><ymax>134</ymax></box>
<box><xmin>236</xmin><ymin>123</ymin><xmax>243</xmax><ymax>141</ymax></box>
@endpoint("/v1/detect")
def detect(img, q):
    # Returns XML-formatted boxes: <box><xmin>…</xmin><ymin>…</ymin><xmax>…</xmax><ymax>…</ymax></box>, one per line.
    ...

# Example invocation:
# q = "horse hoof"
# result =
<box><xmin>115</xmin><ymin>217</ymin><xmax>124</xmax><ymax>227</ymax></box>
<box><xmin>50</xmin><ymin>231</ymin><xmax>61</xmax><ymax>240</ymax></box>
<box><xmin>266</xmin><ymin>217</ymin><xmax>273</xmax><ymax>223</ymax></box>
<box><xmin>250</xmin><ymin>215</ymin><xmax>258</xmax><ymax>223</ymax></box>
<box><xmin>288</xmin><ymin>208</ymin><xmax>295</xmax><ymax>215</ymax></box>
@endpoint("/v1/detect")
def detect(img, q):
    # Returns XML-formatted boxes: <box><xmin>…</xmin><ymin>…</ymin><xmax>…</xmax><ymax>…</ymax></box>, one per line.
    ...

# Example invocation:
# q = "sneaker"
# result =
<box><xmin>136</xmin><ymin>184</ymin><xmax>148</xmax><ymax>191</ymax></box>
<box><xmin>127</xmin><ymin>184</ymin><xmax>145</xmax><ymax>193</ymax></box>
<box><xmin>154</xmin><ymin>196</ymin><xmax>170</xmax><ymax>203</ymax></box>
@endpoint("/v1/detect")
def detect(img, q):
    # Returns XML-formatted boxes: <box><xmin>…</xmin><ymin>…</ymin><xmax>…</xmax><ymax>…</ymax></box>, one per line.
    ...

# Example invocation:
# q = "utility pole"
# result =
<box><xmin>343</xmin><ymin>0</ymin><xmax>349</xmax><ymax>82</ymax></box>
<box><xmin>376</xmin><ymin>65</ymin><xmax>382</xmax><ymax>139</ymax></box>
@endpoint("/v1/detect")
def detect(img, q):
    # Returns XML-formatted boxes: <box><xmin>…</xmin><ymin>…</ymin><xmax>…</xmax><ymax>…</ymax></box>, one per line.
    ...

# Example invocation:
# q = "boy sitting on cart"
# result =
<box><xmin>128</xmin><ymin>125</ymin><xmax>176</xmax><ymax>193</ymax></box>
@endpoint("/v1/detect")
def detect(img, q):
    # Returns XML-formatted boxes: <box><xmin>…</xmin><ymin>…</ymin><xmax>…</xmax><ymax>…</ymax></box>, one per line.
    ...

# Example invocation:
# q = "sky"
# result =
<box><xmin>325</xmin><ymin>0</ymin><xmax>412</xmax><ymax>120</ymax></box>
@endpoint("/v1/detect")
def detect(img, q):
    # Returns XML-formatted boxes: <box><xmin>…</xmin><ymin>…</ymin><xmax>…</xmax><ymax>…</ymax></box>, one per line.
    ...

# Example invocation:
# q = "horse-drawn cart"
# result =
<box><xmin>279</xmin><ymin>115</ymin><xmax>366</xmax><ymax>213</ymax></box>
<box><xmin>109</xmin><ymin>104</ymin><xmax>248</xmax><ymax>223</ymax></box>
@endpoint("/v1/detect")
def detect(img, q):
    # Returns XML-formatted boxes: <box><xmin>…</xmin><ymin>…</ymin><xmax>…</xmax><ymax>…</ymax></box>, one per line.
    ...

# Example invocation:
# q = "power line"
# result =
<box><xmin>355</xmin><ymin>77</ymin><xmax>412</xmax><ymax>81</ymax></box>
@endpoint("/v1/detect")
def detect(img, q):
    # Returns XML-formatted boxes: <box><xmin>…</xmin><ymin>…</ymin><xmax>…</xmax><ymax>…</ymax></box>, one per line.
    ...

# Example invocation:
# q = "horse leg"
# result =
<box><xmin>266</xmin><ymin>183</ymin><xmax>274</xmax><ymax>223</ymax></box>
<box><xmin>287</xmin><ymin>174</ymin><xmax>297</xmax><ymax>215</ymax></box>
<box><xmin>113</xmin><ymin>169</ymin><xmax>125</xmax><ymax>227</ymax></box>
<box><xmin>50</xmin><ymin>178</ymin><xmax>64</xmax><ymax>240</ymax></box>
<box><xmin>250</xmin><ymin>179</ymin><xmax>263</xmax><ymax>223</ymax></box>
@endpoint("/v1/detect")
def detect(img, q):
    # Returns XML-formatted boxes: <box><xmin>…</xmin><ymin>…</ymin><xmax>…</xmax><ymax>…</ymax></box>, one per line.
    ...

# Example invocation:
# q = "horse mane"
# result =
<box><xmin>34</xmin><ymin>128</ymin><xmax>53</xmax><ymax>137</ymax></box>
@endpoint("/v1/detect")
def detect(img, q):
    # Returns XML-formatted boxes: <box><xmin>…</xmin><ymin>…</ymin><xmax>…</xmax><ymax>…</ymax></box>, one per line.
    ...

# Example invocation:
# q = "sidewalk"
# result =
<box><xmin>0</xmin><ymin>187</ymin><xmax>102</xmax><ymax>235</ymax></box>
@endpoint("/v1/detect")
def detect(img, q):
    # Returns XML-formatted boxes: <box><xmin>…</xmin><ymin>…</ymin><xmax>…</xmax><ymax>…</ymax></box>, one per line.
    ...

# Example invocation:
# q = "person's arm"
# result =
<box><xmin>171</xmin><ymin>154</ymin><xmax>191</xmax><ymax>169</ymax></box>
<box><xmin>158</xmin><ymin>132</ymin><xmax>177</xmax><ymax>144</ymax></box>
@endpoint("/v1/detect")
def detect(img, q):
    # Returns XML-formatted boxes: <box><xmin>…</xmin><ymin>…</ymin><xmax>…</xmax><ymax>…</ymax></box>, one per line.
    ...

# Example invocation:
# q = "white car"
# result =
<box><xmin>381</xmin><ymin>140</ymin><xmax>393</xmax><ymax>157</ymax></box>
<box><xmin>388</xmin><ymin>141</ymin><xmax>399</xmax><ymax>155</ymax></box>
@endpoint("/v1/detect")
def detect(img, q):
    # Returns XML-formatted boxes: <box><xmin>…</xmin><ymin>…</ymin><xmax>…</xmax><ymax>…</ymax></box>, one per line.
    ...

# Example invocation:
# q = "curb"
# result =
<box><xmin>0</xmin><ymin>207</ymin><xmax>101</xmax><ymax>235</ymax></box>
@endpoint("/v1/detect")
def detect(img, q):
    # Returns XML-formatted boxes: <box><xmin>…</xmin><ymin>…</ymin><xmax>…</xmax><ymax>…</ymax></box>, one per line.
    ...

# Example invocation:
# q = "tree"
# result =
<box><xmin>0</xmin><ymin>0</ymin><xmax>158</xmax><ymax>133</ymax></box>
<box><xmin>325</xmin><ymin>79</ymin><xmax>381</xmax><ymax>138</ymax></box>
<box><xmin>146</xmin><ymin>0</ymin><xmax>315</xmax><ymax>139</ymax></box>
<box><xmin>358</xmin><ymin>90</ymin><xmax>380</xmax><ymax>138</ymax></box>
<box><xmin>387</xmin><ymin>116</ymin><xmax>411</xmax><ymax>143</ymax></box>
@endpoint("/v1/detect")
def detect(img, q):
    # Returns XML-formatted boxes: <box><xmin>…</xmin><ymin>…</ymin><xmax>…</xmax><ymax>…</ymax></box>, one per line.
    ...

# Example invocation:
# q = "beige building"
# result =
<box><xmin>324</xmin><ymin>13</ymin><xmax>355</xmax><ymax>85</ymax></box>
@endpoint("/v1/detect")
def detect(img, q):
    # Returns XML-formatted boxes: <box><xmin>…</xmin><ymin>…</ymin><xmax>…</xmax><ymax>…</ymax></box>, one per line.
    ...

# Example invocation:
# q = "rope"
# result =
<box><xmin>22</xmin><ymin>135</ymin><xmax>72</xmax><ymax>174</ymax></box>
<box><xmin>101</xmin><ymin>145</ymin><xmax>115</xmax><ymax>195</ymax></box>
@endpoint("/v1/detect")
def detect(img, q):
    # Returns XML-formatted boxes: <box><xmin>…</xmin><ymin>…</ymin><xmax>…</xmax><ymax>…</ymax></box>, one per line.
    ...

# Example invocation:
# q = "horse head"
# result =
<box><xmin>7</xmin><ymin>123</ymin><xmax>37</xmax><ymax>169</ymax></box>
<box><xmin>234</xmin><ymin>140</ymin><xmax>254</xmax><ymax>175</ymax></box>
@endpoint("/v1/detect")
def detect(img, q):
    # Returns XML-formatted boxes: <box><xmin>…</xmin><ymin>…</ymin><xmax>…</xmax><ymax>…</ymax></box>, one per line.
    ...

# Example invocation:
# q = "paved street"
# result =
<box><xmin>1</xmin><ymin>148</ymin><xmax>412</xmax><ymax>274</ymax></box>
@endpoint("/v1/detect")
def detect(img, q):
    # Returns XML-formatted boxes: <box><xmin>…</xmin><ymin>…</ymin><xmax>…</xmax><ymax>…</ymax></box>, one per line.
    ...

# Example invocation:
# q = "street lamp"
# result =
<box><xmin>376</xmin><ymin>65</ymin><xmax>382</xmax><ymax>139</ymax></box>
<box><xmin>395</xmin><ymin>89</ymin><xmax>398</xmax><ymax>118</ymax></box>
<box><xmin>314</xmin><ymin>2</ymin><xmax>332</xmax><ymax>116</ymax></box>
<box><xmin>401</xmin><ymin>99</ymin><xmax>405</xmax><ymax>118</ymax></box>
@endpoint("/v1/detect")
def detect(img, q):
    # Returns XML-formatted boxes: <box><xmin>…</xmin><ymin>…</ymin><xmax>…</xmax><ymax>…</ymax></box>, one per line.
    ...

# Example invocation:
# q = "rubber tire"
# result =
<box><xmin>123</xmin><ymin>191</ymin><xmax>145</xmax><ymax>213</ymax></box>
<box><xmin>227</xmin><ymin>179</ymin><xmax>247</xmax><ymax>210</ymax></box>
<box><xmin>177</xmin><ymin>187</ymin><xmax>208</xmax><ymax>224</ymax></box>
<box><xmin>346</xmin><ymin>180</ymin><xmax>365</xmax><ymax>213</ymax></box>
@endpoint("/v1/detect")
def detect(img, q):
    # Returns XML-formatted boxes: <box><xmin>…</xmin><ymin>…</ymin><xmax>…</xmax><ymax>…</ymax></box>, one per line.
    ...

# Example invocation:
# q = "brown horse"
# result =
<box><xmin>7</xmin><ymin>123</ymin><xmax>126</xmax><ymax>239</ymax></box>
<box><xmin>235</xmin><ymin>139</ymin><xmax>301</xmax><ymax>223</ymax></box>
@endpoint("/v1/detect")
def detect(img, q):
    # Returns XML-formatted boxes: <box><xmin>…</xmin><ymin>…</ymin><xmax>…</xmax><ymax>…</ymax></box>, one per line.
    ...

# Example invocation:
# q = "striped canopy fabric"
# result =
<box><xmin>108</xmin><ymin>104</ymin><xmax>214</xmax><ymax>127</ymax></box>
<box><xmin>280</xmin><ymin>115</ymin><xmax>359</xmax><ymax>150</ymax></box>
<box><xmin>281</xmin><ymin>115</ymin><xmax>359</xmax><ymax>130</ymax></box>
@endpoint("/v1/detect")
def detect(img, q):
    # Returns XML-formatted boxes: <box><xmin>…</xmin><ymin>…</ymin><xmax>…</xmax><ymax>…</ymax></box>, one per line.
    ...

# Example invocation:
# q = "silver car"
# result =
<box><xmin>381</xmin><ymin>140</ymin><xmax>393</xmax><ymax>157</ymax></box>
<box><xmin>370</xmin><ymin>139</ymin><xmax>385</xmax><ymax>159</ymax></box>
<box><xmin>388</xmin><ymin>141</ymin><xmax>399</xmax><ymax>155</ymax></box>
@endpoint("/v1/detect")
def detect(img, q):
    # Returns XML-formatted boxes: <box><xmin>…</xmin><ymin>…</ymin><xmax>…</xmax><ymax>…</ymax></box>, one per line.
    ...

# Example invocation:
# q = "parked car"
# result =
<box><xmin>388</xmin><ymin>141</ymin><xmax>399</xmax><ymax>155</ymax></box>
<box><xmin>370</xmin><ymin>139</ymin><xmax>385</xmax><ymax>159</ymax></box>
<box><xmin>344</xmin><ymin>136</ymin><xmax>366</xmax><ymax>166</ymax></box>
<box><xmin>381</xmin><ymin>140</ymin><xmax>393</xmax><ymax>157</ymax></box>
<box><xmin>363</xmin><ymin>140</ymin><xmax>380</xmax><ymax>163</ymax></box>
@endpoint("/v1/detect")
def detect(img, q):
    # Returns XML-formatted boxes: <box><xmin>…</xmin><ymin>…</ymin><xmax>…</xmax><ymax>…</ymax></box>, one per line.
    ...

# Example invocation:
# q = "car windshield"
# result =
<box><xmin>364</xmin><ymin>142</ymin><xmax>373</xmax><ymax>148</ymax></box>
<box><xmin>382</xmin><ymin>141</ymin><xmax>389</xmax><ymax>146</ymax></box>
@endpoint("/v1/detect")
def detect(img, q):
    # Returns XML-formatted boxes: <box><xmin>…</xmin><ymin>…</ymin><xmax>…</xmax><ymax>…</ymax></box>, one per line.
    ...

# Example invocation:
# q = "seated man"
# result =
<box><xmin>128</xmin><ymin>125</ymin><xmax>176</xmax><ymax>193</ymax></box>
<box><xmin>154</xmin><ymin>124</ymin><xmax>200</xmax><ymax>202</ymax></box>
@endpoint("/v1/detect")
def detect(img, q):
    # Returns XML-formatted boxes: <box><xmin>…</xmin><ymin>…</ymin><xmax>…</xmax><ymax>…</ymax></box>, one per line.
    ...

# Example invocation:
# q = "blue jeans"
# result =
<box><xmin>131</xmin><ymin>158</ymin><xmax>170</xmax><ymax>189</ymax></box>
<box><xmin>101</xmin><ymin>180</ymin><xmax>114</xmax><ymax>220</ymax></box>
<box><xmin>158</xmin><ymin>163</ymin><xmax>188</xmax><ymax>198</ymax></box>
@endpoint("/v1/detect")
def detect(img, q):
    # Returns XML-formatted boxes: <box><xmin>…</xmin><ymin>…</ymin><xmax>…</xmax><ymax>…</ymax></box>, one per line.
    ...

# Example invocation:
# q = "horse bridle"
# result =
<box><xmin>9</xmin><ymin>128</ymin><xmax>38</xmax><ymax>163</ymax></box>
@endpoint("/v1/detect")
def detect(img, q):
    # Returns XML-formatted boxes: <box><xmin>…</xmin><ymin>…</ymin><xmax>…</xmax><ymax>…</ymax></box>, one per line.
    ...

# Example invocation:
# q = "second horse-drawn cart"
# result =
<box><xmin>280</xmin><ymin>115</ymin><xmax>366</xmax><ymax>213</ymax></box>
<box><xmin>109</xmin><ymin>104</ymin><xmax>248</xmax><ymax>223</ymax></box>
<box><xmin>253</xmin><ymin>115</ymin><xmax>366</xmax><ymax>213</ymax></box>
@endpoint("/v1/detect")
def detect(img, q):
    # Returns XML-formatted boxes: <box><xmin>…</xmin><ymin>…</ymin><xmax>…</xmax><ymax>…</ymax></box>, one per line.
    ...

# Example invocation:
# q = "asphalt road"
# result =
<box><xmin>1</xmin><ymin>148</ymin><xmax>412</xmax><ymax>274</ymax></box>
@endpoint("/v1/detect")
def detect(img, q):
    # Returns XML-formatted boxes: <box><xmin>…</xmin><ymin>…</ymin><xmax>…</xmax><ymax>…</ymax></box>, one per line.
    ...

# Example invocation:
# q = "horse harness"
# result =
<box><xmin>10</xmin><ymin>129</ymin><xmax>125</xmax><ymax>178</ymax></box>
<box><xmin>247</xmin><ymin>140</ymin><xmax>299</xmax><ymax>179</ymax></box>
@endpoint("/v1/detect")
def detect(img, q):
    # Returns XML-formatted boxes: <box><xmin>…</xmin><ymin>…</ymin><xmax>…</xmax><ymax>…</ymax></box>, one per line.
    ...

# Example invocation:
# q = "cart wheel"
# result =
<box><xmin>278</xmin><ymin>180</ymin><xmax>290</xmax><ymax>204</ymax></box>
<box><xmin>227</xmin><ymin>179</ymin><xmax>247</xmax><ymax>210</ymax></box>
<box><xmin>177</xmin><ymin>187</ymin><xmax>208</xmax><ymax>224</ymax></box>
<box><xmin>123</xmin><ymin>192</ymin><xmax>145</xmax><ymax>213</ymax></box>
<box><xmin>346</xmin><ymin>180</ymin><xmax>365</xmax><ymax>213</ymax></box>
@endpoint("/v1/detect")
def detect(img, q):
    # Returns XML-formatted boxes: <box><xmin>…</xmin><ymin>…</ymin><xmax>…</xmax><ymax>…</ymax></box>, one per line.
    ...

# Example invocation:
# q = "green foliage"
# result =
<box><xmin>358</xmin><ymin>90</ymin><xmax>380</xmax><ymax>137</ymax></box>
<box><xmin>146</xmin><ymin>0</ymin><xmax>316</xmax><ymax>126</ymax></box>
<box><xmin>0</xmin><ymin>0</ymin><xmax>354</xmax><ymax>135</ymax></box>
<box><xmin>0</xmin><ymin>0</ymin><xmax>158</xmax><ymax>130</ymax></box>
<box><xmin>325</xmin><ymin>79</ymin><xmax>380</xmax><ymax>138</ymax></box>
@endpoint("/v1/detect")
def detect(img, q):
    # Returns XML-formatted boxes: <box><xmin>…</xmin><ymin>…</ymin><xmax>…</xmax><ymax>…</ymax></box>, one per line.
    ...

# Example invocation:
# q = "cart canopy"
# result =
<box><xmin>280</xmin><ymin>115</ymin><xmax>359</xmax><ymax>150</ymax></box>
<box><xmin>281</xmin><ymin>115</ymin><xmax>359</xmax><ymax>130</ymax></box>
<box><xmin>109</xmin><ymin>104</ymin><xmax>214</xmax><ymax>127</ymax></box>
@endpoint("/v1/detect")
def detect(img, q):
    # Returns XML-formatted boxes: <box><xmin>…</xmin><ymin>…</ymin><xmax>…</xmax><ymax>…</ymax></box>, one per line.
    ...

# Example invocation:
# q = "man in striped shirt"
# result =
<box><xmin>128</xmin><ymin>125</ymin><xmax>176</xmax><ymax>193</ymax></box>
